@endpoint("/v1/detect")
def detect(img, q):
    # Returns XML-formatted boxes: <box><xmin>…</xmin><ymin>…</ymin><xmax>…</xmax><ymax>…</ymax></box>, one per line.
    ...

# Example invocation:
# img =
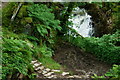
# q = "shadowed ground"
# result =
<box><xmin>53</xmin><ymin>42</ymin><xmax>112</xmax><ymax>77</ymax></box>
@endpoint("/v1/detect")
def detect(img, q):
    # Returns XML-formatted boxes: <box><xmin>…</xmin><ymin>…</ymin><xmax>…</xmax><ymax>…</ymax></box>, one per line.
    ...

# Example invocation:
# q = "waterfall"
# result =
<box><xmin>68</xmin><ymin>7</ymin><xmax>94</xmax><ymax>37</ymax></box>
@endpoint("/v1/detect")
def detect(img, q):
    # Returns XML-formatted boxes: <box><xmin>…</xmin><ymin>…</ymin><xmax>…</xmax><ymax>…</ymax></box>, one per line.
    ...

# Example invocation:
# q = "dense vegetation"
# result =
<box><xmin>64</xmin><ymin>30</ymin><xmax>120</xmax><ymax>64</ymax></box>
<box><xmin>1</xmin><ymin>2</ymin><xmax>120</xmax><ymax>79</ymax></box>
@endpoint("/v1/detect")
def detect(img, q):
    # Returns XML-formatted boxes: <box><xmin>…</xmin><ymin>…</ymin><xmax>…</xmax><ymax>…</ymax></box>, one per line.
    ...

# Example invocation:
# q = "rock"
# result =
<box><xmin>73</xmin><ymin>75</ymin><xmax>82</xmax><ymax>78</ymax></box>
<box><xmin>51</xmin><ymin>69</ymin><xmax>61</xmax><ymax>72</ymax></box>
<box><xmin>44</xmin><ymin>72</ymin><xmax>54</xmax><ymax>77</ymax></box>
<box><xmin>31</xmin><ymin>60</ymin><xmax>38</xmax><ymax>64</ymax></box>
<box><xmin>47</xmin><ymin>76</ymin><xmax>52</xmax><ymax>78</ymax></box>
<box><xmin>34</xmin><ymin>63</ymin><xmax>40</xmax><ymax>67</ymax></box>
<box><xmin>39</xmin><ymin>66</ymin><xmax>45</xmax><ymax>70</ymax></box>
<box><xmin>42</xmin><ymin>70</ymin><xmax>48</xmax><ymax>75</ymax></box>
<box><xmin>37</xmin><ymin>71</ymin><xmax>42</xmax><ymax>73</ymax></box>
<box><xmin>47</xmin><ymin>75</ymin><xmax>57</xmax><ymax>79</ymax></box>
<box><xmin>75</xmin><ymin>69</ymin><xmax>86</xmax><ymax>75</ymax></box>
<box><xmin>67</xmin><ymin>76</ymin><xmax>74</xmax><ymax>78</ymax></box>
<box><xmin>49</xmin><ymin>75</ymin><xmax>57</xmax><ymax>78</ymax></box>
<box><xmin>83</xmin><ymin>75</ymin><xmax>89</xmax><ymax>78</ymax></box>
<box><xmin>45</xmin><ymin>68</ymin><xmax>51</xmax><ymax>72</ymax></box>
<box><xmin>35</xmin><ymin>67</ymin><xmax>41</xmax><ymax>71</ymax></box>
<box><xmin>62</xmin><ymin>72</ymin><xmax>70</xmax><ymax>76</ymax></box>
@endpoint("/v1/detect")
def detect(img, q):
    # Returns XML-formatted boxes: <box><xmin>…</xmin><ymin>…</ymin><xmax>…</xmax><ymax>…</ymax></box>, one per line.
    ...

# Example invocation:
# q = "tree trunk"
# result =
<box><xmin>60</xmin><ymin>2</ymin><xmax>76</xmax><ymax>34</ymax></box>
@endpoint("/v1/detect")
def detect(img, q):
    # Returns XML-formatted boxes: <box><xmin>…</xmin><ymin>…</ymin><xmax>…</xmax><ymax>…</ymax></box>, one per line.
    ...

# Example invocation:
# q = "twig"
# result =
<box><xmin>11</xmin><ymin>2</ymin><xmax>23</xmax><ymax>22</ymax></box>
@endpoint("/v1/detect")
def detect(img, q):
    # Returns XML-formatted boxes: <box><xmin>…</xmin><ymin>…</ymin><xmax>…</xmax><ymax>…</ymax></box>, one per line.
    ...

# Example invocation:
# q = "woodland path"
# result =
<box><xmin>53</xmin><ymin>42</ymin><xmax>112</xmax><ymax>77</ymax></box>
<box><xmin>31</xmin><ymin>42</ymin><xmax>112</xmax><ymax>79</ymax></box>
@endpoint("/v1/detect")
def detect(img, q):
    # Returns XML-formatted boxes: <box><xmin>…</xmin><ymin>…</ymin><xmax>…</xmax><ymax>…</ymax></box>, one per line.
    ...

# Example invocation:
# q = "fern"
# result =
<box><xmin>27</xmin><ymin>4</ymin><xmax>61</xmax><ymax>45</ymax></box>
<box><xmin>2</xmin><ymin>33</ymin><xmax>33</xmax><ymax>78</ymax></box>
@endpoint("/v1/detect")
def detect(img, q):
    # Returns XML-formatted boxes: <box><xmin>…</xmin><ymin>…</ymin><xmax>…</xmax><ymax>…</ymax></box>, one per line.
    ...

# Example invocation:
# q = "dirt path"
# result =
<box><xmin>53</xmin><ymin>42</ymin><xmax>112</xmax><ymax>77</ymax></box>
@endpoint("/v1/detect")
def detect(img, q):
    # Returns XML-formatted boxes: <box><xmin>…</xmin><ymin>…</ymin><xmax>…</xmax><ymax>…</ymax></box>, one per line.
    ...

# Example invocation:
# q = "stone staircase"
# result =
<box><xmin>31</xmin><ymin>60</ymin><xmax>91</xmax><ymax>79</ymax></box>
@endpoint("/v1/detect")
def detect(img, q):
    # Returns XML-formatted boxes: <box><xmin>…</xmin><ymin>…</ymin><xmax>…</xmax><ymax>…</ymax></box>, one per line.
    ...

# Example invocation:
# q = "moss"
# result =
<box><xmin>20</xmin><ymin>18</ymin><xmax>27</xmax><ymax>25</ymax></box>
<box><xmin>24</xmin><ymin>17</ymin><xmax>32</xmax><ymax>23</ymax></box>
<box><xmin>2</xmin><ymin>2</ymin><xmax>17</xmax><ymax>27</ymax></box>
<box><xmin>17</xmin><ymin>5</ymin><xmax>28</xmax><ymax>18</ymax></box>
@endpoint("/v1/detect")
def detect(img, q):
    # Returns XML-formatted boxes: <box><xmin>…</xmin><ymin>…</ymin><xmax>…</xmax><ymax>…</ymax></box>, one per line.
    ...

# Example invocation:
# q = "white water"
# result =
<box><xmin>68</xmin><ymin>7</ymin><xmax>94</xmax><ymax>37</ymax></box>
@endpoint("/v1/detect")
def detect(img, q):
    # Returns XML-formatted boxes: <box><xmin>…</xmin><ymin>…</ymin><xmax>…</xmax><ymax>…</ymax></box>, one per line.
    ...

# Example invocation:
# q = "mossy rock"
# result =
<box><xmin>24</xmin><ymin>17</ymin><xmax>33</xmax><ymax>23</ymax></box>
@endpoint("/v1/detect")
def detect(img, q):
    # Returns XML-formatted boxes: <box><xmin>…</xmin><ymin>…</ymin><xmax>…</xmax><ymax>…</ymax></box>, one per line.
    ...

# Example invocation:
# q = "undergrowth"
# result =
<box><xmin>63</xmin><ymin>30</ymin><xmax>120</xmax><ymax>64</ymax></box>
<box><xmin>2</xmin><ymin>35</ymin><xmax>33</xmax><ymax>79</ymax></box>
<box><xmin>2</xmin><ymin>3</ymin><xmax>62</xmax><ymax>78</ymax></box>
<box><xmin>92</xmin><ymin>65</ymin><xmax>120</xmax><ymax>79</ymax></box>
<box><xmin>39</xmin><ymin>57</ymin><xmax>61</xmax><ymax>70</ymax></box>
<box><xmin>62</xmin><ymin>30</ymin><xmax>120</xmax><ymax>79</ymax></box>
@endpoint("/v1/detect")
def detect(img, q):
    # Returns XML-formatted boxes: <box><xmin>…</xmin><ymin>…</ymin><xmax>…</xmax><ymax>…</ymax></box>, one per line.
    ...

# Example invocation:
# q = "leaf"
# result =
<box><xmin>57</xmin><ymin>26</ymin><xmax>62</xmax><ymax>31</ymax></box>
<box><xmin>37</xmin><ymin>26</ymin><xmax>42</xmax><ymax>34</ymax></box>
<box><xmin>48</xmin><ymin>39</ymin><xmax>54</xmax><ymax>44</ymax></box>
<box><xmin>41</xmin><ymin>28</ymin><xmax>48</xmax><ymax>34</ymax></box>
<box><xmin>105</xmin><ymin>73</ymin><xmax>113</xmax><ymax>76</ymax></box>
<box><xmin>27</xmin><ymin>36</ymin><xmax>39</xmax><ymax>41</ymax></box>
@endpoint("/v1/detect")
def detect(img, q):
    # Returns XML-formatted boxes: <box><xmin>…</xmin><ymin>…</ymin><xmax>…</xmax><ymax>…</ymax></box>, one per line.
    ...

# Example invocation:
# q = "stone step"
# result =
<box><xmin>73</xmin><ymin>75</ymin><xmax>82</xmax><ymax>78</ymax></box>
<box><xmin>39</xmin><ymin>66</ymin><xmax>45</xmax><ymax>70</ymax></box>
<box><xmin>31</xmin><ymin>60</ymin><xmax>90</xmax><ymax>79</ymax></box>
<box><xmin>35</xmin><ymin>67</ymin><xmax>42</xmax><ymax>71</ymax></box>
<box><xmin>62</xmin><ymin>72</ymin><xmax>70</xmax><ymax>76</ymax></box>
<box><xmin>42</xmin><ymin>70</ymin><xmax>49</xmax><ymax>75</ymax></box>
<box><xmin>44</xmin><ymin>72</ymin><xmax>54</xmax><ymax>77</ymax></box>
<box><xmin>51</xmin><ymin>69</ymin><xmax>61</xmax><ymax>72</ymax></box>
<box><xmin>33</xmin><ymin>63</ymin><xmax>42</xmax><ymax>68</ymax></box>
<box><xmin>31</xmin><ymin>60</ymin><xmax>38</xmax><ymax>64</ymax></box>
<box><xmin>47</xmin><ymin>75</ymin><xmax>57</xmax><ymax>78</ymax></box>
<box><xmin>45</xmin><ymin>68</ymin><xmax>51</xmax><ymax>72</ymax></box>
<box><xmin>37</xmin><ymin>70</ymin><xmax>42</xmax><ymax>74</ymax></box>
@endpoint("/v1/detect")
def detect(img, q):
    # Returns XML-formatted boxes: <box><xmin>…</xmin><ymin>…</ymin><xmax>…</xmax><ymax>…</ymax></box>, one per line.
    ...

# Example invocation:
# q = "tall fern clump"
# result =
<box><xmin>2</xmin><ymin>29</ymin><xmax>34</xmax><ymax>78</ymax></box>
<box><xmin>27</xmin><ymin>4</ymin><xmax>61</xmax><ymax>46</ymax></box>
<box><xmin>26</xmin><ymin>4</ymin><xmax>62</xmax><ymax>58</ymax></box>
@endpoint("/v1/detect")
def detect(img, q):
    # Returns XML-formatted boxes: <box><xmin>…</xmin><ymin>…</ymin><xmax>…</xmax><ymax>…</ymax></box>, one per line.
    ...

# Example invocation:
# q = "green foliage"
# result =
<box><xmin>113</xmin><ymin>4</ymin><xmax>120</xmax><ymax>31</ymax></box>
<box><xmin>0</xmin><ymin>65</ymin><xmax>1</xmax><ymax>79</ymax></box>
<box><xmin>2</xmin><ymin>3</ymin><xmax>33</xmax><ymax>33</ymax></box>
<box><xmin>64</xmin><ymin>30</ymin><xmax>120</xmax><ymax>64</ymax></box>
<box><xmin>27</xmin><ymin>4</ymin><xmax>62</xmax><ymax>45</ymax></box>
<box><xmin>17</xmin><ymin>5</ymin><xmax>28</xmax><ymax>18</ymax></box>
<box><xmin>84</xmin><ymin>31</ymin><xmax>120</xmax><ymax>63</ymax></box>
<box><xmin>92</xmin><ymin>64</ymin><xmax>120</xmax><ymax>79</ymax></box>
<box><xmin>2</xmin><ymin>4</ymin><xmax>62</xmax><ymax>78</ymax></box>
<box><xmin>2</xmin><ymin>28</ymin><xmax>34</xmax><ymax>78</ymax></box>
<box><xmin>39</xmin><ymin>44</ymin><xmax>53</xmax><ymax>57</ymax></box>
<box><xmin>2</xmin><ymin>2</ymin><xmax>17</xmax><ymax>27</ymax></box>
<box><xmin>24</xmin><ymin>17</ymin><xmax>33</xmax><ymax>23</ymax></box>
<box><xmin>39</xmin><ymin>57</ymin><xmax>61</xmax><ymax>70</ymax></box>
<box><xmin>27</xmin><ymin>4</ymin><xmax>61</xmax><ymax>31</ymax></box>
<box><xmin>33</xmin><ymin>44</ymin><xmax>53</xmax><ymax>59</ymax></box>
